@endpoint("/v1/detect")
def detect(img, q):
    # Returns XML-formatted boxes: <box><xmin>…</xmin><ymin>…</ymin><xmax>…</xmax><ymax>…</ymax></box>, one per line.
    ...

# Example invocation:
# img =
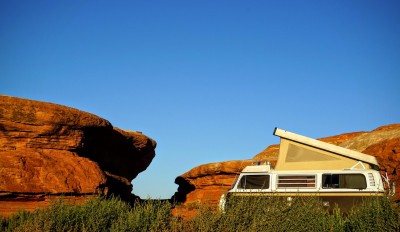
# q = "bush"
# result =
<box><xmin>1</xmin><ymin>195</ymin><xmax>399</xmax><ymax>232</ymax></box>
<box><xmin>110</xmin><ymin>199</ymin><xmax>172</xmax><ymax>232</ymax></box>
<box><xmin>188</xmin><ymin>195</ymin><xmax>330</xmax><ymax>232</ymax></box>
<box><xmin>0</xmin><ymin>197</ymin><xmax>172</xmax><ymax>232</ymax></box>
<box><xmin>344</xmin><ymin>197</ymin><xmax>400</xmax><ymax>232</ymax></box>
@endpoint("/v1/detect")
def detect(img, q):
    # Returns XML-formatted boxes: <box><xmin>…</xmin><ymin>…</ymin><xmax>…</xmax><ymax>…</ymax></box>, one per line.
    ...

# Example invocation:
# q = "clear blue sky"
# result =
<box><xmin>1</xmin><ymin>0</ymin><xmax>399</xmax><ymax>199</ymax></box>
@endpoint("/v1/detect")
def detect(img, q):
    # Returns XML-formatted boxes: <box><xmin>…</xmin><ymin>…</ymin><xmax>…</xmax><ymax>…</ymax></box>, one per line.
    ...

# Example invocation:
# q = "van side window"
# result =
<box><xmin>277</xmin><ymin>175</ymin><xmax>316</xmax><ymax>188</ymax></box>
<box><xmin>238</xmin><ymin>175</ymin><xmax>270</xmax><ymax>189</ymax></box>
<box><xmin>322</xmin><ymin>174</ymin><xmax>367</xmax><ymax>189</ymax></box>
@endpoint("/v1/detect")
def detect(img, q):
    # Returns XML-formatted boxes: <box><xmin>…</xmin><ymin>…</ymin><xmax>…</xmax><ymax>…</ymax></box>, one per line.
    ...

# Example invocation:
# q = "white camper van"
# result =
<box><xmin>219</xmin><ymin>128</ymin><xmax>385</xmax><ymax>211</ymax></box>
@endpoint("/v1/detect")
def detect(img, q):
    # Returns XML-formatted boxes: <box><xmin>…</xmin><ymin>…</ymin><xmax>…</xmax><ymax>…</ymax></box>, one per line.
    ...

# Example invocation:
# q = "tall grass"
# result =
<box><xmin>344</xmin><ymin>197</ymin><xmax>400</xmax><ymax>232</ymax></box>
<box><xmin>0</xmin><ymin>197</ymin><xmax>172</xmax><ymax>232</ymax></box>
<box><xmin>1</xmin><ymin>196</ymin><xmax>399</xmax><ymax>232</ymax></box>
<box><xmin>187</xmin><ymin>196</ymin><xmax>331</xmax><ymax>232</ymax></box>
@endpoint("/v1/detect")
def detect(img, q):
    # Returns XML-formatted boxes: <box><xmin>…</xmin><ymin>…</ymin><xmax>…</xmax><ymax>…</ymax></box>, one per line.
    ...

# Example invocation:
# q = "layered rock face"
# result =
<box><xmin>340</xmin><ymin>124</ymin><xmax>400</xmax><ymax>200</ymax></box>
<box><xmin>173</xmin><ymin>124</ymin><xmax>400</xmax><ymax>217</ymax></box>
<box><xmin>171</xmin><ymin>160</ymin><xmax>253</xmax><ymax>217</ymax></box>
<box><xmin>0</xmin><ymin>96</ymin><xmax>156</xmax><ymax>216</ymax></box>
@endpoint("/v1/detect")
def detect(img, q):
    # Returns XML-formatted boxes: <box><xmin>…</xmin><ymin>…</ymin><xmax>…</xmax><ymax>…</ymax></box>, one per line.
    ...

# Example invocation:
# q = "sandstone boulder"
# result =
<box><xmin>171</xmin><ymin>160</ymin><xmax>252</xmax><ymax>218</ymax></box>
<box><xmin>0</xmin><ymin>95</ymin><xmax>156</xmax><ymax>216</ymax></box>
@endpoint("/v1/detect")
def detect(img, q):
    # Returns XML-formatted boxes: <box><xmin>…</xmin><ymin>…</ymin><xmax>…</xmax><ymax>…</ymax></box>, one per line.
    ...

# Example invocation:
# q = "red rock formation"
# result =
<box><xmin>252</xmin><ymin>144</ymin><xmax>279</xmax><ymax>163</ymax></box>
<box><xmin>340</xmin><ymin>124</ymin><xmax>400</xmax><ymax>200</ymax></box>
<box><xmin>0</xmin><ymin>95</ymin><xmax>156</xmax><ymax>216</ymax></box>
<box><xmin>171</xmin><ymin>160</ymin><xmax>252</xmax><ymax>218</ymax></box>
<box><xmin>173</xmin><ymin>124</ymin><xmax>400</xmax><ymax>218</ymax></box>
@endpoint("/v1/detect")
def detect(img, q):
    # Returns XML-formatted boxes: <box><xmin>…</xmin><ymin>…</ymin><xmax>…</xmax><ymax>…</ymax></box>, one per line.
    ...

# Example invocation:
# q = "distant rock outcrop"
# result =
<box><xmin>0</xmin><ymin>96</ymin><xmax>156</xmax><ymax>216</ymax></box>
<box><xmin>173</xmin><ymin>124</ymin><xmax>400</xmax><ymax>217</ymax></box>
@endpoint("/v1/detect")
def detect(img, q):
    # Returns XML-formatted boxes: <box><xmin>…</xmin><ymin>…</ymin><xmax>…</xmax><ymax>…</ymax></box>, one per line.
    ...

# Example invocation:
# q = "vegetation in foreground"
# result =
<box><xmin>1</xmin><ymin>196</ymin><xmax>399</xmax><ymax>232</ymax></box>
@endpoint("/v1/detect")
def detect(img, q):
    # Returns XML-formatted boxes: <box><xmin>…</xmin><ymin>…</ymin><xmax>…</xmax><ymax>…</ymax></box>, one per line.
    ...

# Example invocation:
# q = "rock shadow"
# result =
<box><xmin>170</xmin><ymin>176</ymin><xmax>195</xmax><ymax>204</ymax></box>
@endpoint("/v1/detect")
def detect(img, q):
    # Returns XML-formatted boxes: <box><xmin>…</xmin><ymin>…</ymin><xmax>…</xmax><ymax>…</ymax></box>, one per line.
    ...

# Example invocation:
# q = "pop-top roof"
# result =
<box><xmin>273</xmin><ymin>128</ymin><xmax>379</xmax><ymax>170</ymax></box>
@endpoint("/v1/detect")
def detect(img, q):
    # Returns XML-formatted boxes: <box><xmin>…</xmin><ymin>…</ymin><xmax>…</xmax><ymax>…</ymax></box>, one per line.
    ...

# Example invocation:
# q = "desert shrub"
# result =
<box><xmin>0</xmin><ymin>196</ymin><xmax>172</xmax><ymax>232</ymax></box>
<box><xmin>267</xmin><ymin>196</ymin><xmax>330</xmax><ymax>232</ymax></box>
<box><xmin>78</xmin><ymin>196</ymin><xmax>131</xmax><ymax>231</ymax></box>
<box><xmin>110</xmin><ymin>199</ymin><xmax>172</xmax><ymax>232</ymax></box>
<box><xmin>186</xmin><ymin>195</ymin><xmax>400</xmax><ymax>232</ymax></box>
<box><xmin>343</xmin><ymin>197</ymin><xmax>400</xmax><ymax>232</ymax></box>
<box><xmin>0</xmin><ymin>216</ymin><xmax>5</xmax><ymax>230</ymax></box>
<box><xmin>1</xmin><ymin>195</ymin><xmax>399</xmax><ymax>232</ymax></box>
<box><xmin>178</xmin><ymin>195</ymin><xmax>327</xmax><ymax>232</ymax></box>
<box><xmin>325</xmin><ymin>206</ymin><xmax>347</xmax><ymax>232</ymax></box>
<box><xmin>0</xmin><ymin>210</ymin><xmax>33</xmax><ymax>232</ymax></box>
<box><xmin>195</xmin><ymin>195</ymin><xmax>330</xmax><ymax>232</ymax></box>
<box><xmin>185</xmin><ymin>203</ymin><xmax>222</xmax><ymax>232</ymax></box>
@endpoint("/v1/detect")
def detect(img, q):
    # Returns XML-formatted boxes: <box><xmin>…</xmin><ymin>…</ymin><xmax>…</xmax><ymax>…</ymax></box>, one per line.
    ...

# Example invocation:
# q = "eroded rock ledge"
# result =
<box><xmin>0</xmin><ymin>95</ymin><xmax>156</xmax><ymax>216</ymax></box>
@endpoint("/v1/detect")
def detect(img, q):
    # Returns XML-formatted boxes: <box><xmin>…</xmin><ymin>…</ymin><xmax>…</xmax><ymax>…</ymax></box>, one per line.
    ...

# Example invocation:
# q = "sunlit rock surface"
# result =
<box><xmin>0</xmin><ymin>95</ymin><xmax>156</xmax><ymax>216</ymax></box>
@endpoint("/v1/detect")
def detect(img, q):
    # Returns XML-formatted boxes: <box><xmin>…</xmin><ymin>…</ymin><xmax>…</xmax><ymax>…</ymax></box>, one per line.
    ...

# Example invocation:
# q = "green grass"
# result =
<box><xmin>1</xmin><ymin>196</ymin><xmax>399</xmax><ymax>232</ymax></box>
